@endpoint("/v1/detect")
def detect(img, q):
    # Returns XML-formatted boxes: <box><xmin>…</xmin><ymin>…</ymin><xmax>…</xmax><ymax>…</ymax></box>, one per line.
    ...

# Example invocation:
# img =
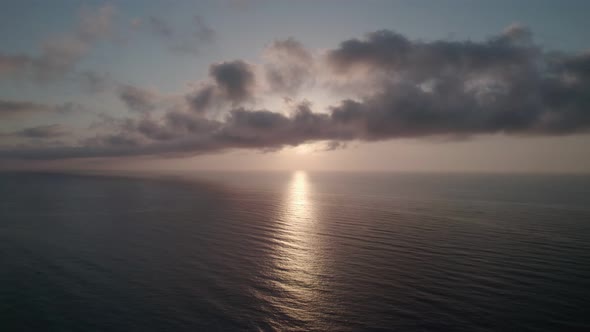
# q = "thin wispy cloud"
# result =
<box><xmin>139</xmin><ymin>15</ymin><xmax>215</xmax><ymax>56</ymax></box>
<box><xmin>0</xmin><ymin>5</ymin><xmax>116</xmax><ymax>83</ymax></box>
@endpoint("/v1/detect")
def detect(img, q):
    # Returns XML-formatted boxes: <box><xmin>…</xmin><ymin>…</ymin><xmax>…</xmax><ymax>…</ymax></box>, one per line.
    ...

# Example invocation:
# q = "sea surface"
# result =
<box><xmin>1</xmin><ymin>171</ymin><xmax>589</xmax><ymax>331</ymax></box>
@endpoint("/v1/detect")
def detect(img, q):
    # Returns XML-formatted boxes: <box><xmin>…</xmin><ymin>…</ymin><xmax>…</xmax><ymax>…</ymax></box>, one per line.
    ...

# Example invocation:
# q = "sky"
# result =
<box><xmin>1</xmin><ymin>0</ymin><xmax>589</xmax><ymax>173</ymax></box>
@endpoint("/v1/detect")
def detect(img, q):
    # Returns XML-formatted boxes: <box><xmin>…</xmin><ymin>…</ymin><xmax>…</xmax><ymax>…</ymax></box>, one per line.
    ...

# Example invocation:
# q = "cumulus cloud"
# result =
<box><xmin>210</xmin><ymin>60</ymin><xmax>256</xmax><ymax>103</ymax></box>
<box><xmin>2</xmin><ymin>26</ymin><xmax>590</xmax><ymax>160</ymax></box>
<box><xmin>324</xmin><ymin>25</ymin><xmax>538</xmax><ymax>94</ymax></box>
<box><xmin>264</xmin><ymin>38</ymin><xmax>315</xmax><ymax>95</ymax></box>
<box><xmin>185</xmin><ymin>60</ymin><xmax>257</xmax><ymax>113</ymax></box>
<box><xmin>0</xmin><ymin>99</ymin><xmax>347</xmax><ymax>159</ymax></box>
<box><xmin>186</xmin><ymin>84</ymin><xmax>218</xmax><ymax>113</ymax></box>
<box><xmin>118</xmin><ymin>85</ymin><xmax>160</xmax><ymax>113</ymax></box>
<box><xmin>325</xmin><ymin>26</ymin><xmax>590</xmax><ymax>137</ymax></box>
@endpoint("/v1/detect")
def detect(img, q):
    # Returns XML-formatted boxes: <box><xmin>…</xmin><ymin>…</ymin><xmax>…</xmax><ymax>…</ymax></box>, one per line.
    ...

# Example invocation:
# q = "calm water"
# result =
<box><xmin>1</xmin><ymin>171</ymin><xmax>589</xmax><ymax>331</ymax></box>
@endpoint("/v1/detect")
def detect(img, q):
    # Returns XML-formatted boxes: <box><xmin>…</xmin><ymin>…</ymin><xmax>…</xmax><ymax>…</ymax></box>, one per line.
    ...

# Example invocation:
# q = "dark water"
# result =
<box><xmin>1</xmin><ymin>171</ymin><xmax>589</xmax><ymax>331</ymax></box>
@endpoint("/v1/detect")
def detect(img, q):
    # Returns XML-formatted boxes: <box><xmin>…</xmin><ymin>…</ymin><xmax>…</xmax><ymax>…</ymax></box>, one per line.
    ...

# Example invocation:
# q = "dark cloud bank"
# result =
<box><xmin>2</xmin><ymin>26</ymin><xmax>590</xmax><ymax>160</ymax></box>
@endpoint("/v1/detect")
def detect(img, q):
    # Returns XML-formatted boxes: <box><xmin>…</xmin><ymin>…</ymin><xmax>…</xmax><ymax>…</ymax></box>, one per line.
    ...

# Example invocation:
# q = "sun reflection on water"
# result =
<box><xmin>288</xmin><ymin>171</ymin><xmax>312</xmax><ymax>221</ymax></box>
<box><xmin>266</xmin><ymin>171</ymin><xmax>324</xmax><ymax>326</ymax></box>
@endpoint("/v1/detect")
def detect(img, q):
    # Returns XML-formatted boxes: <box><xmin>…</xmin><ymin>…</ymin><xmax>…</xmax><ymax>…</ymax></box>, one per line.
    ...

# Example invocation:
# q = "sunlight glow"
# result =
<box><xmin>289</xmin><ymin>171</ymin><xmax>310</xmax><ymax>208</ymax></box>
<box><xmin>266</xmin><ymin>171</ymin><xmax>323</xmax><ymax>322</ymax></box>
<box><xmin>294</xmin><ymin>144</ymin><xmax>313</xmax><ymax>155</ymax></box>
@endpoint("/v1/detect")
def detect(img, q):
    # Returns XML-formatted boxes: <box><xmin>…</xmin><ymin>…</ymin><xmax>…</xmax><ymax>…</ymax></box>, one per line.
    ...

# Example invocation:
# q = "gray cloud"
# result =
<box><xmin>186</xmin><ymin>84</ymin><xmax>218</xmax><ymax>113</ymax></box>
<box><xmin>264</xmin><ymin>38</ymin><xmax>314</xmax><ymax>95</ymax></box>
<box><xmin>316</xmin><ymin>141</ymin><xmax>347</xmax><ymax>152</ymax></box>
<box><xmin>15</xmin><ymin>125</ymin><xmax>68</xmax><ymax>138</ymax></box>
<box><xmin>55</xmin><ymin>102</ymin><xmax>86</xmax><ymax>115</ymax></box>
<box><xmin>210</xmin><ymin>60</ymin><xmax>256</xmax><ymax>103</ymax></box>
<box><xmin>118</xmin><ymin>85</ymin><xmax>160</xmax><ymax>113</ymax></box>
<box><xmin>0</xmin><ymin>101</ymin><xmax>344</xmax><ymax>159</ymax></box>
<box><xmin>144</xmin><ymin>15</ymin><xmax>215</xmax><ymax>55</ymax></box>
<box><xmin>79</xmin><ymin>70</ymin><xmax>112</xmax><ymax>93</ymax></box>
<box><xmin>146</xmin><ymin>16</ymin><xmax>174</xmax><ymax>38</ymax></box>
<box><xmin>327</xmin><ymin>26</ymin><xmax>537</xmax><ymax>81</ymax></box>
<box><xmin>0</xmin><ymin>5</ymin><xmax>116</xmax><ymax>83</ymax></box>
<box><xmin>2</xmin><ymin>27</ymin><xmax>590</xmax><ymax>160</ymax></box>
<box><xmin>192</xmin><ymin>16</ymin><xmax>215</xmax><ymax>44</ymax></box>
<box><xmin>0</xmin><ymin>99</ymin><xmax>85</xmax><ymax>120</ymax></box>
<box><xmin>0</xmin><ymin>100</ymin><xmax>52</xmax><ymax>117</ymax></box>
<box><xmin>0</xmin><ymin>54</ymin><xmax>32</xmax><ymax>76</ymax></box>
<box><xmin>185</xmin><ymin>60</ymin><xmax>257</xmax><ymax>114</ymax></box>
<box><xmin>324</xmin><ymin>26</ymin><xmax>590</xmax><ymax>137</ymax></box>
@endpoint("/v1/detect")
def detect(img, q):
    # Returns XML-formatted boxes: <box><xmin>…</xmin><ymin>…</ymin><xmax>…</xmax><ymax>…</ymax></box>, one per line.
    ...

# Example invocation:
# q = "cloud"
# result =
<box><xmin>264</xmin><ymin>38</ymin><xmax>315</xmax><ymax>95</ymax></box>
<box><xmin>0</xmin><ymin>100</ymin><xmax>52</xmax><ymax>117</ymax></box>
<box><xmin>79</xmin><ymin>70</ymin><xmax>112</xmax><ymax>93</ymax></box>
<box><xmin>143</xmin><ymin>15</ymin><xmax>215</xmax><ymax>55</ymax></box>
<box><xmin>76</xmin><ymin>5</ymin><xmax>116</xmax><ymax>41</ymax></box>
<box><xmin>186</xmin><ymin>84</ymin><xmax>218</xmax><ymax>113</ymax></box>
<box><xmin>146</xmin><ymin>16</ymin><xmax>174</xmax><ymax>38</ymax></box>
<box><xmin>324</xmin><ymin>26</ymin><xmax>590</xmax><ymax>137</ymax></box>
<box><xmin>118</xmin><ymin>85</ymin><xmax>160</xmax><ymax>113</ymax></box>
<box><xmin>0</xmin><ymin>54</ymin><xmax>32</xmax><ymax>76</ymax></box>
<box><xmin>185</xmin><ymin>60</ymin><xmax>257</xmax><ymax>113</ymax></box>
<box><xmin>0</xmin><ymin>4</ymin><xmax>116</xmax><ymax>83</ymax></box>
<box><xmin>54</xmin><ymin>102</ymin><xmax>87</xmax><ymax>115</ymax></box>
<box><xmin>0</xmin><ymin>101</ymin><xmax>343</xmax><ymax>159</ymax></box>
<box><xmin>2</xmin><ymin>26</ymin><xmax>590</xmax><ymax>160</ymax></box>
<box><xmin>210</xmin><ymin>60</ymin><xmax>256</xmax><ymax>103</ymax></box>
<box><xmin>14</xmin><ymin>125</ymin><xmax>68</xmax><ymax>138</ymax></box>
<box><xmin>193</xmin><ymin>16</ymin><xmax>215</xmax><ymax>44</ymax></box>
<box><xmin>316</xmin><ymin>141</ymin><xmax>347</xmax><ymax>152</ymax></box>
<box><xmin>0</xmin><ymin>99</ymin><xmax>85</xmax><ymax>120</ymax></box>
<box><xmin>327</xmin><ymin>26</ymin><xmax>537</xmax><ymax>80</ymax></box>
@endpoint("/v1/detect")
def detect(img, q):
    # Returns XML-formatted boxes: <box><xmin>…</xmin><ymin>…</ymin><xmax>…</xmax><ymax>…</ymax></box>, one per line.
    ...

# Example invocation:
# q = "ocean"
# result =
<box><xmin>1</xmin><ymin>171</ymin><xmax>589</xmax><ymax>331</ymax></box>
